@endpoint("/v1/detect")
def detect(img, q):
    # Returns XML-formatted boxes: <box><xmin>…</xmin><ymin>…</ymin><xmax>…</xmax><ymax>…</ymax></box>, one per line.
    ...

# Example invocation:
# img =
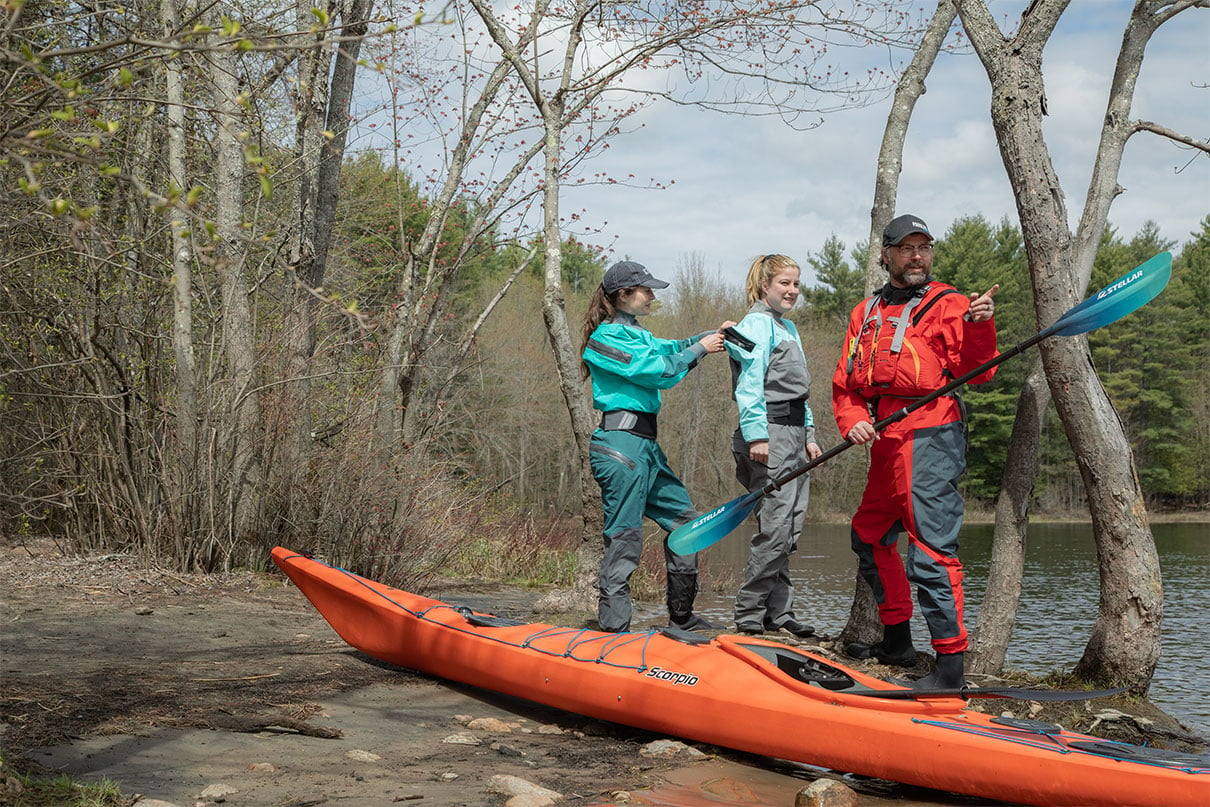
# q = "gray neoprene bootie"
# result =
<box><xmin>845</xmin><ymin>620</ymin><xmax>917</xmax><ymax>667</ymax></box>
<box><xmin>912</xmin><ymin>651</ymin><xmax>965</xmax><ymax>690</ymax></box>
<box><xmin>767</xmin><ymin>618</ymin><xmax>815</xmax><ymax>638</ymax></box>
<box><xmin>670</xmin><ymin>612</ymin><xmax>721</xmax><ymax>631</ymax></box>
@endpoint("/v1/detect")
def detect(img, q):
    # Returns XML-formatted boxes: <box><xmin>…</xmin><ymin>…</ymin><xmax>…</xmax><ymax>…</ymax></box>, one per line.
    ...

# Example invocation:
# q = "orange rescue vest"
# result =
<box><xmin>843</xmin><ymin>285</ymin><xmax>960</xmax><ymax>399</ymax></box>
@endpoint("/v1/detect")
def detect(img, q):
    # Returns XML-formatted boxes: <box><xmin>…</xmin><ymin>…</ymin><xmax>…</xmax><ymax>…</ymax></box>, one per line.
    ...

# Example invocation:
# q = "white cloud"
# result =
<box><xmin>904</xmin><ymin>119</ymin><xmax>1000</xmax><ymax>181</ymax></box>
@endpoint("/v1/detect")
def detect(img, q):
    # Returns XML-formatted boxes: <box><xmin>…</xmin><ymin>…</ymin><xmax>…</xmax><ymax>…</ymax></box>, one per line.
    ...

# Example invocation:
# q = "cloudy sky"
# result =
<box><xmin>556</xmin><ymin>2</ymin><xmax>1210</xmax><ymax>289</ymax></box>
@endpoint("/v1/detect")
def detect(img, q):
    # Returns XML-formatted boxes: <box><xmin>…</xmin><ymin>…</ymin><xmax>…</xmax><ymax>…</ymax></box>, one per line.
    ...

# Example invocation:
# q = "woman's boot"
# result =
<box><xmin>667</xmin><ymin>572</ymin><xmax>720</xmax><ymax>631</ymax></box>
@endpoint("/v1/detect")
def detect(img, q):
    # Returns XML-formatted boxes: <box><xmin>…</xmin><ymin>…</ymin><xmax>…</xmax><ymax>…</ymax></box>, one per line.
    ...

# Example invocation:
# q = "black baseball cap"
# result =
<box><xmin>602</xmin><ymin>261</ymin><xmax>670</xmax><ymax>294</ymax></box>
<box><xmin>882</xmin><ymin>214</ymin><xmax>934</xmax><ymax>246</ymax></box>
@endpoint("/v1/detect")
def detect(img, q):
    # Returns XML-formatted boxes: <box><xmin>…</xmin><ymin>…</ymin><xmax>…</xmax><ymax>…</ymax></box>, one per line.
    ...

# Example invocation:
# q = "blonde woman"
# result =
<box><xmin>726</xmin><ymin>254</ymin><xmax>821</xmax><ymax>638</ymax></box>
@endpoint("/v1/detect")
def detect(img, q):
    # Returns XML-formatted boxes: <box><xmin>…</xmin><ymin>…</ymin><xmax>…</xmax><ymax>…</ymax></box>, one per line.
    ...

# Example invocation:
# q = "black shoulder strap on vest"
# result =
<box><xmin>911</xmin><ymin>288</ymin><xmax>960</xmax><ymax>326</ymax></box>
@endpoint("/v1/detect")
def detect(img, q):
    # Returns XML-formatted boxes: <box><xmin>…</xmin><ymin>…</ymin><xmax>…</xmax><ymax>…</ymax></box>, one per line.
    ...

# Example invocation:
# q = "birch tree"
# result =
<box><xmin>162</xmin><ymin>0</ymin><xmax>199</xmax><ymax>472</ymax></box>
<box><xmin>206</xmin><ymin>27</ymin><xmax>266</xmax><ymax>561</ymax></box>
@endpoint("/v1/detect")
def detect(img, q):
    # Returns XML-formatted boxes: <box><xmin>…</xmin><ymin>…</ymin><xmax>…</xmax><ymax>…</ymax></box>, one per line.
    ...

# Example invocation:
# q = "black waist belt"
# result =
<box><xmin>601</xmin><ymin>409</ymin><xmax>658</xmax><ymax>440</ymax></box>
<box><xmin>766</xmin><ymin>398</ymin><xmax>806</xmax><ymax>427</ymax></box>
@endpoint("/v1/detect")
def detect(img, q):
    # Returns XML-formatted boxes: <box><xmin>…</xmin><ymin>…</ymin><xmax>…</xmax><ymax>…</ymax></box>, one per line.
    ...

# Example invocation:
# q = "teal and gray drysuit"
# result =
<box><xmin>726</xmin><ymin>301</ymin><xmax>816</xmax><ymax>632</ymax></box>
<box><xmin>583</xmin><ymin>311</ymin><xmax>711</xmax><ymax>632</ymax></box>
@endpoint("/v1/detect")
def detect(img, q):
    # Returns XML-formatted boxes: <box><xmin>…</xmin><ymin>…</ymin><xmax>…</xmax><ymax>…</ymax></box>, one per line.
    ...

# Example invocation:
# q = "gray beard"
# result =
<box><xmin>892</xmin><ymin>267</ymin><xmax>931</xmax><ymax>287</ymax></box>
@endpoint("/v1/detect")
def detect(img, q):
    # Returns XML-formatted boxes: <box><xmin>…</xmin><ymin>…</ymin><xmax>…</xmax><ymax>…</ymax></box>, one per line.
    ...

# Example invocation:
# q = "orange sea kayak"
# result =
<box><xmin>272</xmin><ymin>547</ymin><xmax>1208</xmax><ymax>807</ymax></box>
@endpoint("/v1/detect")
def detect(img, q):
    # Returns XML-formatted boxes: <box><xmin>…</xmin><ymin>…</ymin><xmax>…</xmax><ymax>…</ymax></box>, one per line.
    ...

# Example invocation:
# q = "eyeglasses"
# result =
<box><xmin>893</xmin><ymin>244</ymin><xmax>933</xmax><ymax>256</ymax></box>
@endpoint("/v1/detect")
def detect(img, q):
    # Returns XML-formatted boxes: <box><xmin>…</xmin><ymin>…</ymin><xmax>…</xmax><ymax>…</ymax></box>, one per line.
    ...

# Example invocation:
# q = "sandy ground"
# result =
<box><xmin>1</xmin><ymin>539</ymin><xmax>1202</xmax><ymax>807</ymax></box>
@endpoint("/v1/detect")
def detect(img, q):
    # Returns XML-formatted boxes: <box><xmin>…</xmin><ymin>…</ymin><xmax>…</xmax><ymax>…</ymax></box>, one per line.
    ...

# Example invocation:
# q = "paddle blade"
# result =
<box><xmin>1051</xmin><ymin>251</ymin><xmax>1171</xmax><ymax>337</ymax></box>
<box><xmin>668</xmin><ymin>491</ymin><xmax>760</xmax><ymax>555</ymax></box>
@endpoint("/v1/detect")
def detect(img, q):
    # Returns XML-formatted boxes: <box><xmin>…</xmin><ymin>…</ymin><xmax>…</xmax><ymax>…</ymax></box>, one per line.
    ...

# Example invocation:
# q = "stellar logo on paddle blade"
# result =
<box><xmin>645</xmin><ymin>666</ymin><xmax>699</xmax><ymax>687</ymax></box>
<box><xmin>1096</xmin><ymin>268</ymin><xmax>1142</xmax><ymax>300</ymax></box>
<box><xmin>692</xmin><ymin>506</ymin><xmax>726</xmax><ymax>529</ymax></box>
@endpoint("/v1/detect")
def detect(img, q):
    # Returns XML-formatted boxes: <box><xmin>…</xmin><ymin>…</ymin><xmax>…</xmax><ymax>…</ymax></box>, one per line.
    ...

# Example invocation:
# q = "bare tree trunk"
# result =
<box><xmin>842</xmin><ymin>0</ymin><xmax>956</xmax><ymax>651</ymax></box>
<box><xmin>468</xmin><ymin>0</ymin><xmax>600</xmax><ymax>613</ymax></box>
<box><xmin>535</xmin><ymin>75</ymin><xmax>601</xmax><ymax>616</ymax></box>
<box><xmin>956</xmin><ymin>0</ymin><xmax>1180</xmax><ymax>688</ymax></box>
<box><xmin>208</xmin><ymin>40</ymin><xmax>264</xmax><ymax>566</ymax></box>
<box><xmin>279</xmin><ymin>0</ymin><xmax>371</xmax><ymax>534</ymax></box>
<box><xmin>1059</xmin><ymin>339</ymin><xmax>1160</xmax><ymax>688</ymax></box>
<box><xmin>160</xmin><ymin>0</ymin><xmax>202</xmax><ymax>567</ymax></box>
<box><xmin>539</xmin><ymin>272</ymin><xmax>603</xmax><ymax>613</ymax></box>
<box><xmin>376</xmin><ymin>290</ymin><xmax>412</xmax><ymax>453</ymax></box>
<box><xmin>969</xmin><ymin>362</ymin><xmax>1046</xmax><ymax>673</ymax></box>
<box><xmin>279</xmin><ymin>0</ymin><xmax>332</xmax><ymax>508</ymax></box>
<box><xmin>162</xmin><ymin>0</ymin><xmax>197</xmax><ymax>468</ymax></box>
<box><xmin>969</xmin><ymin>1</ymin><xmax>1207</xmax><ymax>679</ymax></box>
<box><xmin>862</xmin><ymin>1</ymin><xmax>956</xmax><ymax>286</ymax></box>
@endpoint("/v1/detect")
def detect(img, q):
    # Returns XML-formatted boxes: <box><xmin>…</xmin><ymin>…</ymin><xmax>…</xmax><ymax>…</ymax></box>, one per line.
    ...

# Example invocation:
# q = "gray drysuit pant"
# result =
<box><xmin>731</xmin><ymin>422</ymin><xmax>809</xmax><ymax>630</ymax></box>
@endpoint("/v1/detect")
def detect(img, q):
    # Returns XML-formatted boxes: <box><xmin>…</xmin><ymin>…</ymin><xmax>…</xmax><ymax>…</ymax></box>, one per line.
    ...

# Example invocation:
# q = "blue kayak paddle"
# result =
<box><xmin>668</xmin><ymin>251</ymin><xmax>1173</xmax><ymax>555</ymax></box>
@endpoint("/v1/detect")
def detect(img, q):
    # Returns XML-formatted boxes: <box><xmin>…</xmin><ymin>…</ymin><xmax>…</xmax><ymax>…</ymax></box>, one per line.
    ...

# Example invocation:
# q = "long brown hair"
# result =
<box><xmin>745</xmin><ymin>254</ymin><xmax>800</xmax><ymax>306</ymax></box>
<box><xmin>580</xmin><ymin>284</ymin><xmax>620</xmax><ymax>379</ymax></box>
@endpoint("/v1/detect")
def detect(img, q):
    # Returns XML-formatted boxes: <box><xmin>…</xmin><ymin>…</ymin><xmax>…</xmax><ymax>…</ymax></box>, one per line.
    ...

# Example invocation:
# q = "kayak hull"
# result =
<box><xmin>272</xmin><ymin>547</ymin><xmax>1208</xmax><ymax>807</ymax></box>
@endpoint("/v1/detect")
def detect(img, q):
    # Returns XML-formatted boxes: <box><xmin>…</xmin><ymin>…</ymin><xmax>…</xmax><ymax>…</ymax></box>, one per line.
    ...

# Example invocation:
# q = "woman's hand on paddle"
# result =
<box><xmin>749</xmin><ymin>440</ymin><xmax>769</xmax><ymax>463</ymax></box>
<box><xmin>967</xmin><ymin>284</ymin><xmax>999</xmax><ymax>323</ymax></box>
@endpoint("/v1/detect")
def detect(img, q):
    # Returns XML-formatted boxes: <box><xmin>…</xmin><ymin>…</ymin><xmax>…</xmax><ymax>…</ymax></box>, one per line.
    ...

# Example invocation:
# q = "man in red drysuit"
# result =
<box><xmin>831</xmin><ymin>214</ymin><xmax>999</xmax><ymax>690</ymax></box>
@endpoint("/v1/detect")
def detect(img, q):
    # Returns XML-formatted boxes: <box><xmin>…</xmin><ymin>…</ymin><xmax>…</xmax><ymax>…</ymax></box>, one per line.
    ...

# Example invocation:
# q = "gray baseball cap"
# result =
<box><xmin>882</xmin><ymin>214</ymin><xmax>934</xmax><ymax>246</ymax></box>
<box><xmin>602</xmin><ymin>261</ymin><xmax>670</xmax><ymax>294</ymax></box>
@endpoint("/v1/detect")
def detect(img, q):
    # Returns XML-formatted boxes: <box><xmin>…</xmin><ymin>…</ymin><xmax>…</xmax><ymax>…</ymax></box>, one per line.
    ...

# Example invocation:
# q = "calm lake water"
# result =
<box><xmin>694</xmin><ymin>520</ymin><xmax>1209</xmax><ymax>738</ymax></box>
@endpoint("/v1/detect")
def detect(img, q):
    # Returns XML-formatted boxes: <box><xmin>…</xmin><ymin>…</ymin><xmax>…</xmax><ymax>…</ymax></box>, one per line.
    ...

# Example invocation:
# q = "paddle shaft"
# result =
<box><xmin>852</xmin><ymin>685</ymin><xmax>1128</xmax><ymax>702</ymax></box>
<box><xmin>756</xmin><ymin>321</ymin><xmax>1059</xmax><ymax>497</ymax></box>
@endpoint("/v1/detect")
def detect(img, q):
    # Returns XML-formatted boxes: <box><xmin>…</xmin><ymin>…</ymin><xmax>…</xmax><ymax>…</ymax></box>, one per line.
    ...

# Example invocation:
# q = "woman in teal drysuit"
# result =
<box><xmin>580</xmin><ymin>260</ymin><xmax>731</xmax><ymax>633</ymax></box>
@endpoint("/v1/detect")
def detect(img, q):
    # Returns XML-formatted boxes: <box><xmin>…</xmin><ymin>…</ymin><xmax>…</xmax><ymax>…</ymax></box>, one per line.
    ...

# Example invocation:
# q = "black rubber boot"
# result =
<box><xmin>845</xmin><ymin>620</ymin><xmax>917</xmax><ymax>667</ymax></box>
<box><xmin>667</xmin><ymin>572</ymin><xmax>720</xmax><ymax>631</ymax></box>
<box><xmin>912</xmin><ymin>651</ymin><xmax>965</xmax><ymax>690</ymax></box>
